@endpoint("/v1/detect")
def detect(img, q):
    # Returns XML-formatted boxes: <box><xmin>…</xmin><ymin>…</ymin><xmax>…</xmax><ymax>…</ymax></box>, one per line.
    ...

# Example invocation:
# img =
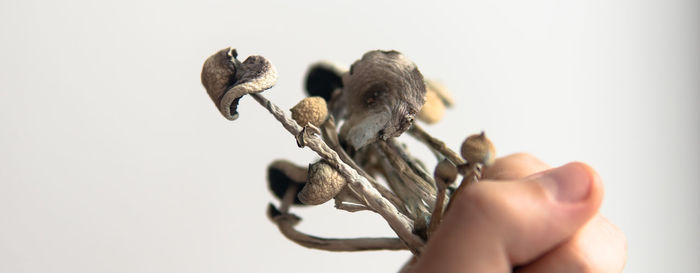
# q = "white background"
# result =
<box><xmin>1</xmin><ymin>0</ymin><xmax>698</xmax><ymax>272</ymax></box>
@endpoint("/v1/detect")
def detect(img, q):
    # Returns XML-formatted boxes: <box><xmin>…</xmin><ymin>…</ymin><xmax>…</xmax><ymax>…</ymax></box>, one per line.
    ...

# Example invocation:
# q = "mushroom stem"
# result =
<box><xmin>375</xmin><ymin>157</ymin><xmax>425</xmax><ymax>220</ymax></box>
<box><xmin>279</xmin><ymin>184</ymin><xmax>298</xmax><ymax>214</ymax></box>
<box><xmin>320</xmin><ymin>117</ymin><xmax>409</xmax><ymax>216</ymax></box>
<box><xmin>426</xmin><ymin>179</ymin><xmax>447</xmax><ymax>238</ymax></box>
<box><xmin>334</xmin><ymin>200</ymin><xmax>372</xmax><ymax>213</ymax></box>
<box><xmin>386</xmin><ymin>139</ymin><xmax>436</xmax><ymax>189</ymax></box>
<box><xmin>272</xmin><ymin>213</ymin><xmax>407</xmax><ymax>251</ymax></box>
<box><xmin>445</xmin><ymin>162</ymin><xmax>483</xmax><ymax>212</ymax></box>
<box><xmin>377</xmin><ymin>141</ymin><xmax>436</xmax><ymax>207</ymax></box>
<box><xmin>408</xmin><ymin>124</ymin><xmax>465</xmax><ymax>166</ymax></box>
<box><xmin>249</xmin><ymin>93</ymin><xmax>424</xmax><ymax>254</ymax></box>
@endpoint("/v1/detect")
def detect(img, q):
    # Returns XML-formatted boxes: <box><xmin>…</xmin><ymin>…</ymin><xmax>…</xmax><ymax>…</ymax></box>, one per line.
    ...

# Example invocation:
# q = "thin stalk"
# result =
<box><xmin>445</xmin><ymin>162</ymin><xmax>483</xmax><ymax>212</ymax></box>
<box><xmin>270</xmin><ymin>186</ymin><xmax>404</xmax><ymax>251</ymax></box>
<box><xmin>408</xmin><ymin>124</ymin><xmax>465</xmax><ymax>166</ymax></box>
<box><xmin>272</xmin><ymin>214</ymin><xmax>407</xmax><ymax>251</ymax></box>
<box><xmin>427</xmin><ymin>184</ymin><xmax>447</xmax><ymax>238</ymax></box>
<box><xmin>250</xmin><ymin>93</ymin><xmax>424</xmax><ymax>253</ymax></box>
<box><xmin>320</xmin><ymin>117</ymin><xmax>409</xmax><ymax>216</ymax></box>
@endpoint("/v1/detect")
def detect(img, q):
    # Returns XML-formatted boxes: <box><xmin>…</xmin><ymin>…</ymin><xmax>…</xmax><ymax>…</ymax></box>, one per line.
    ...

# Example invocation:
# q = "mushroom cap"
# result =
<box><xmin>424</xmin><ymin>79</ymin><xmax>454</xmax><ymax>107</ymax></box>
<box><xmin>434</xmin><ymin>159</ymin><xmax>458</xmax><ymax>185</ymax></box>
<box><xmin>304</xmin><ymin>61</ymin><xmax>346</xmax><ymax>101</ymax></box>
<box><xmin>416</xmin><ymin>88</ymin><xmax>446</xmax><ymax>124</ymax></box>
<box><xmin>338</xmin><ymin>50</ymin><xmax>426</xmax><ymax>149</ymax></box>
<box><xmin>460</xmin><ymin>132</ymin><xmax>496</xmax><ymax>166</ymax></box>
<box><xmin>267</xmin><ymin>160</ymin><xmax>307</xmax><ymax>205</ymax></box>
<box><xmin>201</xmin><ymin>47</ymin><xmax>278</xmax><ymax>120</ymax></box>
<box><xmin>290</xmin><ymin>96</ymin><xmax>328</xmax><ymax>127</ymax></box>
<box><xmin>298</xmin><ymin>161</ymin><xmax>347</xmax><ymax>205</ymax></box>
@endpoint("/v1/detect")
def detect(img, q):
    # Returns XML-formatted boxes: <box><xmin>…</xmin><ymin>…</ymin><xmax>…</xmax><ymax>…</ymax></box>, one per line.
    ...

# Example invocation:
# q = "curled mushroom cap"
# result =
<box><xmin>267</xmin><ymin>160</ymin><xmax>308</xmax><ymax>205</ymax></box>
<box><xmin>338</xmin><ymin>50</ymin><xmax>426</xmax><ymax>149</ymax></box>
<box><xmin>298</xmin><ymin>160</ymin><xmax>347</xmax><ymax>205</ymax></box>
<box><xmin>460</xmin><ymin>132</ymin><xmax>496</xmax><ymax>166</ymax></box>
<box><xmin>201</xmin><ymin>47</ymin><xmax>278</xmax><ymax>120</ymax></box>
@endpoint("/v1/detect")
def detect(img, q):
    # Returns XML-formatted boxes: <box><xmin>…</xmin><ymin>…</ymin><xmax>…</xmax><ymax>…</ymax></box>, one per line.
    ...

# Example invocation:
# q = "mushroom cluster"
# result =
<box><xmin>199</xmin><ymin>47</ymin><xmax>496</xmax><ymax>264</ymax></box>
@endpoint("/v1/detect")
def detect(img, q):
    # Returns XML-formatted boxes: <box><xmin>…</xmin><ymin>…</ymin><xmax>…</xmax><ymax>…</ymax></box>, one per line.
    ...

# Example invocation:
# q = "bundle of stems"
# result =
<box><xmin>200</xmin><ymin>47</ymin><xmax>496</xmax><ymax>259</ymax></box>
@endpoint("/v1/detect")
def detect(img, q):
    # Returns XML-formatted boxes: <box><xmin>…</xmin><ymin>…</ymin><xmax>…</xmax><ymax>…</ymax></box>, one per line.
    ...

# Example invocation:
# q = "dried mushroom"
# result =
<box><xmin>201</xmin><ymin>47</ymin><xmax>277</xmax><ymax>120</ymax></box>
<box><xmin>460</xmin><ymin>132</ymin><xmax>496</xmax><ymax>166</ymax></box>
<box><xmin>337</xmin><ymin>50</ymin><xmax>426</xmax><ymax>149</ymax></box>
<box><xmin>304</xmin><ymin>61</ymin><xmax>346</xmax><ymax>101</ymax></box>
<box><xmin>199</xmin><ymin>47</ymin><xmax>499</xmax><ymax>259</ymax></box>
<box><xmin>298</xmin><ymin>160</ymin><xmax>347</xmax><ymax>205</ymax></box>
<box><xmin>290</xmin><ymin>96</ymin><xmax>328</xmax><ymax>127</ymax></box>
<box><xmin>267</xmin><ymin>160</ymin><xmax>307</xmax><ymax>205</ymax></box>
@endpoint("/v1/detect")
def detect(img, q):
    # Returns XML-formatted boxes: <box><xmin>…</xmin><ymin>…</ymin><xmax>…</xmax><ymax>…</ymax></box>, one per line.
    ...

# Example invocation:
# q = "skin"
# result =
<box><xmin>409</xmin><ymin>153</ymin><xmax>628</xmax><ymax>273</ymax></box>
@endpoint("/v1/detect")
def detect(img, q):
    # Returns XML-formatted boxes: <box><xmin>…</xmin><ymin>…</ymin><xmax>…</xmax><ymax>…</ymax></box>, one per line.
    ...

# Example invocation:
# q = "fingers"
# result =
<box><xmin>515</xmin><ymin>215</ymin><xmax>628</xmax><ymax>273</ymax></box>
<box><xmin>483</xmin><ymin>153</ymin><xmax>550</xmax><ymax>181</ymax></box>
<box><xmin>412</xmin><ymin>162</ymin><xmax>604</xmax><ymax>273</ymax></box>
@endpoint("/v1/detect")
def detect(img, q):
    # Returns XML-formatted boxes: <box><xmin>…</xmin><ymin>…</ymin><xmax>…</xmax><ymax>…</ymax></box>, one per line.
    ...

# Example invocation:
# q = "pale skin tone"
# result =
<box><xmin>410</xmin><ymin>153</ymin><xmax>628</xmax><ymax>273</ymax></box>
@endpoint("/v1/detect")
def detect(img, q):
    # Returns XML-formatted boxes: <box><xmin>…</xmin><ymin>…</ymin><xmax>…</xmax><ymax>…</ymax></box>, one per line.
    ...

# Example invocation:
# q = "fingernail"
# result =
<box><xmin>537</xmin><ymin>163</ymin><xmax>593</xmax><ymax>203</ymax></box>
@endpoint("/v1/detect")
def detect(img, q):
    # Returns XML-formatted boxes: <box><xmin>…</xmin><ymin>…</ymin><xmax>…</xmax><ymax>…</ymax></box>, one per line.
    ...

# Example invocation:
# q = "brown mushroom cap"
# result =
<box><xmin>338</xmin><ymin>50</ymin><xmax>426</xmax><ymax>149</ymax></box>
<box><xmin>434</xmin><ymin>159</ymin><xmax>458</xmax><ymax>185</ymax></box>
<box><xmin>201</xmin><ymin>47</ymin><xmax>278</xmax><ymax>120</ymax></box>
<box><xmin>424</xmin><ymin>79</ymin><xmax>454</xmax><ymax>107</ymax></box>
<box><xmin>290</xmin><ymin>96</ymin><xmax>328</xmax><ymax>127</ymax></box>
<box><xmin>298</xmin><ymin>160</ymin><xmax>347</xmax><ymax>205</ymax></box>
<box><xmin>460</xmin><ymin>132</ymin><xmax>496</xmax><ymax>166</ymax></box>
<box><xmin>417</xmin><ymin>89</ymin><xmax>446</xmax><ymax>124</ymax></box>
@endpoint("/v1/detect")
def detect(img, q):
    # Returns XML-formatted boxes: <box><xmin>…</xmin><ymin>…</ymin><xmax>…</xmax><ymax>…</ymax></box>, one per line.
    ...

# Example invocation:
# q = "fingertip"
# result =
<box><xmin>564</xmin><ymin>162</ymin><xmax>604</xmax><ymax>208</ymax></box>
<box><xmin>529</xmin><ymin>162</ymin><xmax>602</xmax><ymax>208</ymax></box>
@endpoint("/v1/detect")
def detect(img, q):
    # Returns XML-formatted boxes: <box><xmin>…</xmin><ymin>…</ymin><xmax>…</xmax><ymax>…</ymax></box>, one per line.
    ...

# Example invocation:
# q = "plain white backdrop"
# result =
<box><xmin>1</xmin><ymin>0</ymin><xmax>698</xmax><ymax>272</ymax></box>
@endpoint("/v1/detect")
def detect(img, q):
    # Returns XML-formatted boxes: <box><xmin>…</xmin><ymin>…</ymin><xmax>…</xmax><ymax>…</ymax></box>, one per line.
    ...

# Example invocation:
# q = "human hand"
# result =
<box><xmin>409</xmin><ymin>153</ymin><xmax>627</xmax><ymax>272</ymax></box>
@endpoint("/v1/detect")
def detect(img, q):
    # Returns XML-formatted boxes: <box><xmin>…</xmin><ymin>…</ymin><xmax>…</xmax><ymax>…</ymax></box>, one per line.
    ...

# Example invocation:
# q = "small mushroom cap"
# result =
<box><xmin>460</xmin><ymin>132</ymin><xmax>496</xmax><ymax>166</ymax></box>
<box><xmin>267</xmin><ymin>160</ymin><xmax>308</xmax><ymax>205</ymax></box>
<box><xmin>298</xmin><ymin>161</ymin><xmax>347</xmax><ymax>205</ymax></box>
<box><xmin>304</xmin><ymin>61</ymin><xmax>346</xmax><ymax>101</ymax></box>
<box><xmin>290</xmin><ymin>96</ymin><xmax>328</xmax><ymax>127</ymax></box>
<box><xmin>338</xmin><ymin>50</ymin><xmax>426</xmax><ymax>149</ymax></box>
<box><xmin>434</xmin><ymin>159</ymin><xmax>458</xmax><ymax>185</ymax></box>
<box><xmin>201</xmin><ymin>47</ymin><xmax>278</xmax><ymax>120</ymax></box>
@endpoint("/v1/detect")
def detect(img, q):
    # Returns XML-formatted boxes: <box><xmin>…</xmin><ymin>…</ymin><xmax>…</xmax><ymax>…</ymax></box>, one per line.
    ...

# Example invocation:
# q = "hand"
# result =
<box><xmin>409</xmin><ymin>153</ymin><xmax>627</xmax><ymax>272</ymax></box>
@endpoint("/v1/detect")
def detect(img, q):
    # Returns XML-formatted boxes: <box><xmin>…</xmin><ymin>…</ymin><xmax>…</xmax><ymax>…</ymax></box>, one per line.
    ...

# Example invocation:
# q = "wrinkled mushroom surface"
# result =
<box><xmin>298</xmin><ymin>160</ymin><xmax>347</xmax><ymax>205</ymax></box>
<box><xmin>337</xmin><ymin>50</ymin><xmax>426</xmax><ymax>149</ymax></box>
<box><xmin>290</xmin><ymin>96</ymin><xmax>328</xmax><ymax>127</ymax></box>
<box><xmin>201</xmin><ymin>47</ymin><xmax>278</xmax><ymax>120</ymax></box>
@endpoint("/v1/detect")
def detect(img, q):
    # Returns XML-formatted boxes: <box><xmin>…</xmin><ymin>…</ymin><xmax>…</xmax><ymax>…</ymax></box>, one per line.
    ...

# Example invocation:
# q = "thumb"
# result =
<box><xmin>412</xmin><ymin>162</ymin><xmax>604</xmax><ymax>272</ymax></box>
